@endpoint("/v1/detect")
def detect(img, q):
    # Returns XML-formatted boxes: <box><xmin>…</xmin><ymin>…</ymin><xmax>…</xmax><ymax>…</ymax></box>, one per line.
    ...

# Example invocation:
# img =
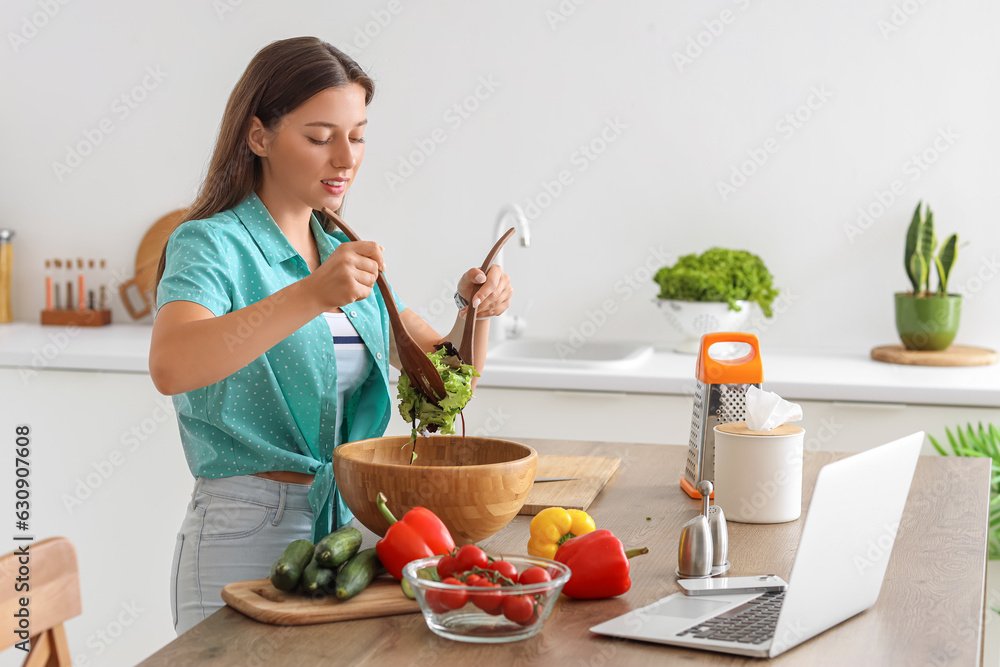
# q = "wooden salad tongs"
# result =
<box><xmin>456</xmin><ymin>227</ymin><xmax>516</xmax><ymax>367</ymax></box>
<box><xmin>323</xmin><ymin>208</ymin><xmax>447</xmax><ymax>404</ymax></box>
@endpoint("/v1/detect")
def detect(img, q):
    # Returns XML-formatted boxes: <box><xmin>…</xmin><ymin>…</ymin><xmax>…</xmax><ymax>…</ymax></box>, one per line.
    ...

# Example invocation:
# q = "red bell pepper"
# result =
<box><xmin>374</xmin><ymin>492</ymin><xmax>456</xmax><ymax>580</ymax></box>
<box><xmin>554</xmin><ymin>529</ymin><xmax>648</xmax><ymax>599</ymax></box>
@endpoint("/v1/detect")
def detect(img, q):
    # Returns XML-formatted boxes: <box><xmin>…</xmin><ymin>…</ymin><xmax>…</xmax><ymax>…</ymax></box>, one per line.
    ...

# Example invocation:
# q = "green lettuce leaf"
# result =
<box><xmin>397</xmin><ymin>343</ymin><xmax>480</xmax><ymax>453</ymax></box>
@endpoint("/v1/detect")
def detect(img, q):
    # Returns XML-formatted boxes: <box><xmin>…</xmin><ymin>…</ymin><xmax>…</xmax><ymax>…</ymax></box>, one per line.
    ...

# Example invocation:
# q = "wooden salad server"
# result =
<box><xmin>322</xmin><ymin>208</ymin><xmax>447</xmax><ymax>403</ymax></box>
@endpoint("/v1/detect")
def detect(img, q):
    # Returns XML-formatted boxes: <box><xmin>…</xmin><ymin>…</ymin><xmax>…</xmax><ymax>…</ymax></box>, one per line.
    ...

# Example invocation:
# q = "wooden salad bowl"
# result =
<box><xmin>333</xmin><ymin>436</ymin><xmax>537</xmax><ymax>544</ymax></box>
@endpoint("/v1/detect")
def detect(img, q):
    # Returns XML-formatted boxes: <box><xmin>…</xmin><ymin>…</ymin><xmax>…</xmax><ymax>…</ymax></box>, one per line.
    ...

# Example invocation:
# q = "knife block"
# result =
<box><xmin>41</xmin><ymin>309</ymin><xmax>112</xmax><ymax>327</ymax></box>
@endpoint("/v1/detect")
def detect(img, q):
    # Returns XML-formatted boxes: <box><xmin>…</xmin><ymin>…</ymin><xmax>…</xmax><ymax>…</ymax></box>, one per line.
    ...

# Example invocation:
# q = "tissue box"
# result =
<box><xmin>713</xmin><ymin>422</ymin><xmax>805</xmax><ymax>524</ymax></box>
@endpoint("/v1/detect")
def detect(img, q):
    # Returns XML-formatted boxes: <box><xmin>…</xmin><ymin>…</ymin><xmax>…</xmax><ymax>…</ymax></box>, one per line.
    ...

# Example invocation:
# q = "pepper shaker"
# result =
<box><xmin>677</xmin><ymin>480</ymin><xmax>714</xmax><ymax>578</ymax></box>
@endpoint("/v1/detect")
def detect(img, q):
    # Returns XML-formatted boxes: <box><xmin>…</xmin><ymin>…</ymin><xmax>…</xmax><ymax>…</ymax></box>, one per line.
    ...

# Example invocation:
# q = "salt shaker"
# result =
<box><xmin>678</xmin><ymin>480</ymin><xmax>714</xmax><ymax>577</ymax></box>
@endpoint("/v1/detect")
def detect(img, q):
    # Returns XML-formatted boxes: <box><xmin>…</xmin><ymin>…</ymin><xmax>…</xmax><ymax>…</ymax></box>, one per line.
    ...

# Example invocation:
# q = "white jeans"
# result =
<box><xmin>170</xmin><ymin>475</ymin><xmax>313</xmax><ymax>635</ymax></box>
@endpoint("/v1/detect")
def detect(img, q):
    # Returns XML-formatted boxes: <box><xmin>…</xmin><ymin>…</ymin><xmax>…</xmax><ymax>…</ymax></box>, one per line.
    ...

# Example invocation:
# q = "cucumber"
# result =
<box><xmin>315</xmin><ymin>525</ymin><xmax>362</xmax><ymax>568</ymax></box>
<box><xmin>335</xmin><ymin>548</ymin><xmax>382</xmax><ymax>600</ymax></box>
<box><xmin>300</xmin><ymin>553</ymin><xmax>336</xmax><ymax>595</ymax></box>
<box><xmin>402</xmin><ymin>565</ymin><xmax>437</xmax><ymax>599</ymax></box>
<box><xmin>269</xmin><ymin>539</ymin><xmax>314</xmax><ymax>592</ymax></box>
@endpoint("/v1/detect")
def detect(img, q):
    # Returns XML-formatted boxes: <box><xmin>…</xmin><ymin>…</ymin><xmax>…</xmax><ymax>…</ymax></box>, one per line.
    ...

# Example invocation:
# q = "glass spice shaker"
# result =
<box><xmin>0</xmin><ymin>230</ymin><xmax>13</xmax><ymax>323</ymax></box>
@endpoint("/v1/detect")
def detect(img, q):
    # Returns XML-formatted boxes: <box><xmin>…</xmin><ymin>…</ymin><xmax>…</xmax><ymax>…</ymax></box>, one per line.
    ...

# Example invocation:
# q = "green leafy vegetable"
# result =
<box><xmin>653</xmin><ymin>247</ymin><xmax>779</xmax><ymax>317</ymax></box>
<box><xmin>397</xmin><ymin>342</ymin><xmax>480</xmax><ymax>462</ymax></box>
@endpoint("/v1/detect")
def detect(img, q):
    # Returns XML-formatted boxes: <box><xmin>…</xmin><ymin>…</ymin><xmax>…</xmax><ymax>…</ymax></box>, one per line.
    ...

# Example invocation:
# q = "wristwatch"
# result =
<box><xmin>454</xmin><ymin>290</ymin><xmax>469</xmax><ymax>309</ymax></box>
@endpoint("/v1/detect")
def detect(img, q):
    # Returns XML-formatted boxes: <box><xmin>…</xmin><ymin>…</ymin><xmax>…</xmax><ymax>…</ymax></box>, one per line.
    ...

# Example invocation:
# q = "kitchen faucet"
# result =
<box><xmin>489</xmin><ymin>204</ymin><xmax>530</xmax><ymax>344</ymax></box>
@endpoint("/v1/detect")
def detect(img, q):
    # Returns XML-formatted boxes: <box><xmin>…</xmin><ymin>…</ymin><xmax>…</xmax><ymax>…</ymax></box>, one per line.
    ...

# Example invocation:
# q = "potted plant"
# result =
<box><xmin>652</xmin><ymin>248</ymin><xmax>779</xmax><ymax>353</ymax></box>
<box><xmin>895</xmin><ymin>202</ymin><xmax>961</xmax><ymax>351</ymax></box>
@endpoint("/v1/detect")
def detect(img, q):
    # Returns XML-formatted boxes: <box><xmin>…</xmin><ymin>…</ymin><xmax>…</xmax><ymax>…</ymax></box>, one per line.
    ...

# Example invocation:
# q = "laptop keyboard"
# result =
<box><xmin>676</xmin><ymin>591</ymin><xmax>785</xmax><ymax>645</ymax></box>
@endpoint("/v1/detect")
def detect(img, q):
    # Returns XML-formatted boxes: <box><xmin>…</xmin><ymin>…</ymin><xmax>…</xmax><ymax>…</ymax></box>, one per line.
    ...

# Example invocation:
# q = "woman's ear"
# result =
<box><xmin>246</xmin><ymin>116</ymin><xmax>269</xmax><ymax>157</ymax></box>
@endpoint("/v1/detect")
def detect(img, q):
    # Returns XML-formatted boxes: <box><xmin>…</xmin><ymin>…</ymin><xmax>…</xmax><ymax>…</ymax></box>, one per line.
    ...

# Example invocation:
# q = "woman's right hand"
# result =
<box><xmin>310</xmin><ymin>240</ymin><xmax>386</xmax><ymax>309</ymax></box>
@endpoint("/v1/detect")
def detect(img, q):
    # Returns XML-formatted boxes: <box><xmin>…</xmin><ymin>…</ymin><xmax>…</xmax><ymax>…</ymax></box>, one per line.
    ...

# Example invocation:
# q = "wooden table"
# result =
<box><xmin>140</xmin><ymin>439</ymin><xmax>990</xmax><ymax>666</ymax></box>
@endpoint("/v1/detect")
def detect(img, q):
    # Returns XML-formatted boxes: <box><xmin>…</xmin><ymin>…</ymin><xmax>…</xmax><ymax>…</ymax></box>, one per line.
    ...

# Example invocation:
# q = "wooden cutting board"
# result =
<box><xmin>221</xmin><ymin>576</ymin><xmax>420</xmax><ymax>625</ymax></box>
<box><xmin>871</xmin><ymin>344</ymin><xmax>998</xmax><ymax>367</ymax></box>
<box><xmin>518</xmin><ymin>455</ymin><xmax>621</xmax><ymax>515</ymax></box>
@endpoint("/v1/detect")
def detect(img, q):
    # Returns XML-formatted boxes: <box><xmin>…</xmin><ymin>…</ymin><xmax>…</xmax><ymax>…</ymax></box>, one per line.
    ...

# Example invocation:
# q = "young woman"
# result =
<box><xmin>150</xmin><ymin>37</ymin><xmax>512</xmax><ymax>635</ymax></box>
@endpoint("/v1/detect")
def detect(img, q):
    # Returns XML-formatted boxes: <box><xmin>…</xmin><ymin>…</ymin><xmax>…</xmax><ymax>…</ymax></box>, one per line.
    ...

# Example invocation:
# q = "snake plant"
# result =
<box><xmin>905</xmin><ymin>201</ymin><xmax>959</xmax><ymax>296</ymax></box>
<box><xmin>929</xmin><ymin>423</ymin><xmax>1000</xmax><ymax>559</ymax></box>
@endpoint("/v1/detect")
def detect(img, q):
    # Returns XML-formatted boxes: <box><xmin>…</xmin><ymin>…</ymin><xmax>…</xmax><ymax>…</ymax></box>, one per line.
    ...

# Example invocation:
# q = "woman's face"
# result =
<box><xmin>254</xmin><ymin>83</ymin><xmax>368</xmax><ymax>213</ymax></box>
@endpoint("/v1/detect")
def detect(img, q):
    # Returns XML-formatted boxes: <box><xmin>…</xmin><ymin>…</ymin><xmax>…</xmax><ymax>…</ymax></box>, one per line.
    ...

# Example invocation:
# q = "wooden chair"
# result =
<box><xmin>0</xmin><ymin>537</ymin><xmax>81</xmax><ymax>666</ymax></box>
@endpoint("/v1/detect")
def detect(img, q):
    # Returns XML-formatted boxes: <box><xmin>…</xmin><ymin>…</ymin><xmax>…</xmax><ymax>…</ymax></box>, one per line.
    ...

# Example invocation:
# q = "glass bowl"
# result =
<box><xmin>402</xmin><ymin>554</ymin><xmax>571</xmax><ymax>643</ymax></box>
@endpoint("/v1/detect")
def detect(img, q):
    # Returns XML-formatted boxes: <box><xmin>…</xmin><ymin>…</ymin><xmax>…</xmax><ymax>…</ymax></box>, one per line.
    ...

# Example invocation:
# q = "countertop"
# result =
<box><xmin>1</xmin><ymin>322</ymin><xmax>997</xmax><ymax>407</ymax></box>
<box><xmin>139</xmin><ymin>438</ymin><xmax>989</xmax><ymax>666</ymax></box>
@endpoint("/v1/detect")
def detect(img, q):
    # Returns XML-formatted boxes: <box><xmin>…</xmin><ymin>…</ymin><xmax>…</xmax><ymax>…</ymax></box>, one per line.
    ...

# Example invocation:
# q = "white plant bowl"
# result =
<box><xmin>654</xmin><ymin>299</ymin><xmax>754</xmax><ymax>353</ymax></box>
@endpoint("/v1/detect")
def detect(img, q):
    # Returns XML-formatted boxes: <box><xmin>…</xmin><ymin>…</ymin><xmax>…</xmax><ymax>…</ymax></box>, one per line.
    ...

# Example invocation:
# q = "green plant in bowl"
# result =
<box><xmin>653</xmin><ymin>247</ymin><xmax>779</xmax><ymax>317</ymax></box>
<box><xmin>895</xmin><ymin>202</ymin><xmax>962</xmax><ymax>351</ymax></box>
<box><xmin>929</xmin><ymin>423</ymin><xmax>1000</xmax><ymax>558</ymax></box>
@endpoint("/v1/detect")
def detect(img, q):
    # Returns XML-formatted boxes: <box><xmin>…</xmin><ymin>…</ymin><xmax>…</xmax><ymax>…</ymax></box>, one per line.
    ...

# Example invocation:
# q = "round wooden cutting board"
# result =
<box><xmin>119</xmin><ymin>209</ymin><xmax>186</xmax><ymax>319</ymax></box>
<box><xmin>871</xmin><ymin>344</ymin><xmax>999</xmax><ymax>367</ymax></box>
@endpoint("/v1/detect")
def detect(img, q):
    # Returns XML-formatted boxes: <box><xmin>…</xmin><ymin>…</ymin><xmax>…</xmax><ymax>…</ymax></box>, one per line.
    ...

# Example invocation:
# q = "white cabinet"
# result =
<box><xmin>1</xmin><ymin>369</ymin><xmax>190</xmax><ymax>667</ymax></box>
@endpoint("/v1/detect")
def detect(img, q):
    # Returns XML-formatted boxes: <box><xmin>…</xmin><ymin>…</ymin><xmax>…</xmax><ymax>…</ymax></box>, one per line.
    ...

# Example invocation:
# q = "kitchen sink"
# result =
<box><xmin>487</xmin><ymin>340</ymin><xmax>655</xmax><ymax>370</ymax></box>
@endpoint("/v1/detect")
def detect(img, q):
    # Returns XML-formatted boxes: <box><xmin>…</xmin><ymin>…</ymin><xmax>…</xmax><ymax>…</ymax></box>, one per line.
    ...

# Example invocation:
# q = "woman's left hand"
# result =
<box><xmin>457</xmin><ymin>264</ymin><xmax>512</xmax><ymax>318</ymax></box>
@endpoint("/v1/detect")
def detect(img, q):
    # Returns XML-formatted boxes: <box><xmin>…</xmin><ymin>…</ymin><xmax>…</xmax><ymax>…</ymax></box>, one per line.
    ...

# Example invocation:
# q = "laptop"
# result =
<box><xmin>590</xmin><ymin>431</ymin><xmax>923</xmax><ymax>659</ymax></box>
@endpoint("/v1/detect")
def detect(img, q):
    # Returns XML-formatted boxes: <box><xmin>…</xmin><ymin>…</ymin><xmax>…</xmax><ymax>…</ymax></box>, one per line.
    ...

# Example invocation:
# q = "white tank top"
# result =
<box><xmin>322</xmin><ymin>312</ymin><xmax>373</xmax><ymax>446</ymax></box>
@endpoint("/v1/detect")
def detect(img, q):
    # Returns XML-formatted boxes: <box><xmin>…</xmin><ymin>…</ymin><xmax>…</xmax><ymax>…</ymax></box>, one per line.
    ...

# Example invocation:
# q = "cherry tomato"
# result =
<box><xmin>517</xmin><ymin>567</ymin><xmax>552</xmax><ymax>586</ymax></box>
<box><xmin>423</xmin><ymin>589</ymin><xmax>449</xmax><ymax>614</ymax></box>
<box><xmin>501</xmin><ymin>595</ymin><xmax>537</xmax><ymax>625</ymax></box>
<box><xmin>487</xmin><ymin>559</ymin><xmax>518</xmax><ymax>583</ymax></box>
<box><xmin>463</xmin><ymin>573</ymin><xmax>484</xmax><ymax>587</ymax></box>
<box><xmin>436</xmin><ymin>553</ymin><xmax>458</xmax><ymax>579</ymax></box>
<box><xmin>470</xmin><ymin>580</ymin><xmax>503</xmax><ymax>614</ymax></box>
<box><xmin>438</xmin><ymin>577</ymin><xmax>469</xmax><ymax>610</ymax></box>
<box><xmin>453</xmin><ymin>544</ymin><xmax>489</xmax><ymax>573</ymax></box>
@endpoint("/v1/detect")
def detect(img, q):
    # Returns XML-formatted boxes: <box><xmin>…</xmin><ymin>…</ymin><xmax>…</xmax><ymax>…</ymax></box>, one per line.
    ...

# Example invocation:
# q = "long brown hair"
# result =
<box><xmin>154</xmin><ymin>36</ymin><xmax>374</xmax><ymax>295</ymax></box>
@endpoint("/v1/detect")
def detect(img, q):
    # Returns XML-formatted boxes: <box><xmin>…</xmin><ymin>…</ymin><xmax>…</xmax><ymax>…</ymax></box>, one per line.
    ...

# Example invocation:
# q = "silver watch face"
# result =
<box><xmin>454</xmin><ymin>291</ymin><xmax>469</xmax><ymax>308</ymax></box>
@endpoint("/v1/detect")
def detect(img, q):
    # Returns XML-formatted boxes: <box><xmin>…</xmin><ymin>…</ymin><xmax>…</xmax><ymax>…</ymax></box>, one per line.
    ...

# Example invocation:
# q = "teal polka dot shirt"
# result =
<box><xmin>156</xmin><ymin>191</ymin><xmax>405</xmax><ymax>542</ymax></box>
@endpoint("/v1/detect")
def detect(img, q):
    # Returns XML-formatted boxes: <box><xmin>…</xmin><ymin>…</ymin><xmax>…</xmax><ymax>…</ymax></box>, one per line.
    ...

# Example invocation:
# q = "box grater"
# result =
<box><xmin>680</xmin><ymin>332</ymin><xmax>763</xmax><ymax>499</ymax></box>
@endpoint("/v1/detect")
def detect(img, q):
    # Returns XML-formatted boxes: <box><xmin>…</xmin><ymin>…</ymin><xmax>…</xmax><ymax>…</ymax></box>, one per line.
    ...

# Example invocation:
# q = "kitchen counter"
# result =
<box><xmin>1</xmin><ymin>322</ymin><xmax>997</xmax><ymax>407</ymax></box>
<box><xmin>139</xmin><ymin>438</ymin><xmax>989</xmax><ymax>666</ymax></box>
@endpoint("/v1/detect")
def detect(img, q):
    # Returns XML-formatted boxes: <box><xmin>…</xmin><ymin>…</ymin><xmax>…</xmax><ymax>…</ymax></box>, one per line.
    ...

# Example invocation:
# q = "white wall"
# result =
<box><xmin>1</xmin><ymin>5</ymin><xmax>999</xmax><ymax>664</ymax></box>
<box><xmin>2</xmin><ymin>0</ymin><xmax>998</xmax><ymax>352</ymax></box>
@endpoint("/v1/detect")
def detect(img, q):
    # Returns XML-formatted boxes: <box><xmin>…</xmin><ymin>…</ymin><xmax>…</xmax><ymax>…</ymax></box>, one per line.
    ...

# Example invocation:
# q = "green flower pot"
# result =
<box><xmin>894</xmin><ymin>293</ymin><xmax>962</xmax><ymax>351</ymax></box>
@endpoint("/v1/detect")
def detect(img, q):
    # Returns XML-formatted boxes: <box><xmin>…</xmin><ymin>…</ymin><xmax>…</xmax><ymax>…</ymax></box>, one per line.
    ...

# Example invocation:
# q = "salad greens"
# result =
<box><xmin>653</xmin><ymin>247</ymin><xmax>779</xmax><ymax>317</ymax></box>
<box><xmin>397</xmin><ymin>342</ymin><xmax>479</xmax><ymax>462</ymax></box>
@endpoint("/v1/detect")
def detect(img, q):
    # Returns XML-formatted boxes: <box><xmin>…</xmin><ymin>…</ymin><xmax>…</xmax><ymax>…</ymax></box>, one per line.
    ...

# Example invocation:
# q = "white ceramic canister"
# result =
<box><xmin>713</xmin><ymin>421</ymin><xmax>805</xmax><ymax>524</ymax></box>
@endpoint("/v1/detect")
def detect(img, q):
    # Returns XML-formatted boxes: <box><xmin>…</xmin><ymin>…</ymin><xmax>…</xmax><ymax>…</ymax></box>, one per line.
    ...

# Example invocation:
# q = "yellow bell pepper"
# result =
<box><xmin>527</xmin><ymin>507</ymin><xmax>597</xmax><ymax>559</ymax></box>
